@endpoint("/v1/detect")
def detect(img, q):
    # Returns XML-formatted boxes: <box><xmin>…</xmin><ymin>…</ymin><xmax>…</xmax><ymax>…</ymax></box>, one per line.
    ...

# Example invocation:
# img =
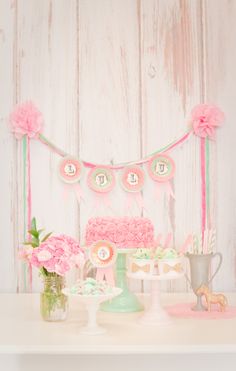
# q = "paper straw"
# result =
<box><xmin>210</xmin><ymin>229</ymin><xmax>216</xmax><ymax>253</ymax></box>
<box><xmin>180</xmin><ymin>234</ymin><xmax>193</xmax><ymax>254</ymax></box>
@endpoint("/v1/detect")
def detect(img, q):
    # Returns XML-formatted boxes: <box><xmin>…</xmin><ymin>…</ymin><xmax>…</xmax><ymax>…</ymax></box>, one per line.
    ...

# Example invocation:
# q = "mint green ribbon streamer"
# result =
<box><xmin>39</xmin><ymin>130</ymin><xmax>192</xmax><ymax>168</ymax></box>
<box><xmin>22</xmin><ymin>135</ymin><xmax>28</xmax><ymax>291</ymax></box>
<box><xmin>205</xmin><ymin>138</ymin><xmax>210</xmax><ymax>228</ymax></box>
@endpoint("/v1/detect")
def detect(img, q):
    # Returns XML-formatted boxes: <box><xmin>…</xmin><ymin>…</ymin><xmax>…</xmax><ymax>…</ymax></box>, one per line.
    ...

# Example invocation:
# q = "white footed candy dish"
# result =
<box><xmin>63</xmin><ymin>278</ymin><xmax>122</xmax><ymax>335</ymax></box>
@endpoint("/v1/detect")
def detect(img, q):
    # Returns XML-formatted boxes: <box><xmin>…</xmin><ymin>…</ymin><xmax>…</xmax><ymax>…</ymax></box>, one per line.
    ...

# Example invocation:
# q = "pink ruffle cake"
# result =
<box><xmin>85</xmin><ymin>217</ymin><xmax>155</xmax><ymax>248</ymax></box>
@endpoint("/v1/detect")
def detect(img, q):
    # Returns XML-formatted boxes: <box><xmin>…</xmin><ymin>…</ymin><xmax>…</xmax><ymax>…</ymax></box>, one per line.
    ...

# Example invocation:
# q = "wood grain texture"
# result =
<box><xmin>78</xmin><ymin>0</ymin><xmax>142</xmax><ymax>291</ymax></box>
<box><xmin>0</xmin><ymin>0</ymin><xmax>17</xmax><ymax>292</ymax></box>
<box><xmin>16</xmin><ymin>0</ymin><xmax>78</xmax><ymax>290</ymax></box>
<box><xmin>78</xmin><ymin>0</ymin><xmax>141</xmax><ymax>231</ymax></box>
<box><xmin>202</xmin><ymin>0</ymin><xmax>236</xmax><ymax>291</ymax></box>
<box><xmin>0</xmin><ymin>0</ymin><xmax>235</xmax><ymax>292</ymax></box>
<box><xmin>140</xmin><ymin>0</ymin><xmax>204</xmax><ymax>291</ymax></box>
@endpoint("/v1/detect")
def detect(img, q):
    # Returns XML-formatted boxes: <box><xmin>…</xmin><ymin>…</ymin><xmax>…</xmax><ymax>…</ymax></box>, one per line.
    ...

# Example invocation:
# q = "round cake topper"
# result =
<box><xmin>148</xmin><ymin>154</ymin><xmax>175</xmax><ymax>182</ymax></box>
<box><xmin>58</xmin><ymin>156</ymin><xmax>83</xmax><ymax>184</ymax></box>
<box><xmin>87</xmin><ymin>167</ymin><xmax>115</xmax><ymax>193</ymax></box>
<box><xmin>89</xmin><ymin>240</ymin><xmax>117</xmax><ymax>268</ymax></box>
<box><xmin>121</xmin><ymin>166</ymin><xmax>145</xmax><ymax>192</ymax></box>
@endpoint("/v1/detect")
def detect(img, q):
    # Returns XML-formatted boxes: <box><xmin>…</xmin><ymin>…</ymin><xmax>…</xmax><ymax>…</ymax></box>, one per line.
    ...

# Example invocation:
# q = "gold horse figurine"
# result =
<box><xmin>196</xmin><ymin>285</ymin><xmax>228</xmax><ymax>312</ymax></box>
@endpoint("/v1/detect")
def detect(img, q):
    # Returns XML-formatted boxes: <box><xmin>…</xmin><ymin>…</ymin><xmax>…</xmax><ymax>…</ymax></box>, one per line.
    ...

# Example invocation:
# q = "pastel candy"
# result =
<box><xmin>133</xmin><ymin>248</ymin><xmax>152</xmax><ymax>260</ymax></box>
<box><xmin>161</xmin><ymin>248</ymin><xmax>179</xmax><ymax>259</ymax></box>
<box><xmin>70</xmin><ymin>278</ymin><xmax>114</xmax><ymax>296</ymax></box>
<box><xmin>155</xmin><ymin>246</ymin><xmax>164</xmax><ymax>259</ymax></box>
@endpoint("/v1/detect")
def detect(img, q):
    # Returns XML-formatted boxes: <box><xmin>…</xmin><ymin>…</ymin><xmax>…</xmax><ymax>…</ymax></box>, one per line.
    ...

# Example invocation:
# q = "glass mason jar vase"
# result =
<box><xmin>40</xmin><ymin>274</ymin><xmax>68</xmax><ymax>321</ymax></box>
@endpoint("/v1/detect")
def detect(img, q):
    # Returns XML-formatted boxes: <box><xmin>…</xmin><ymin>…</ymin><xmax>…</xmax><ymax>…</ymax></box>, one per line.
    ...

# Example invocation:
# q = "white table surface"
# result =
<box><xmin>1</xmin><ymin>293</ymin><xmax>236</xmax><ymax>355</ymax></box>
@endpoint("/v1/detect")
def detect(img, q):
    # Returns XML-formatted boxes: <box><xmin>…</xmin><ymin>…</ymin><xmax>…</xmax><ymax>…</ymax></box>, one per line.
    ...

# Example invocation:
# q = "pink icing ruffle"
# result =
<box><xmin>85</xmin><ymin>217</ymin><xmax>154</xmax><ymax>248</ymax></box>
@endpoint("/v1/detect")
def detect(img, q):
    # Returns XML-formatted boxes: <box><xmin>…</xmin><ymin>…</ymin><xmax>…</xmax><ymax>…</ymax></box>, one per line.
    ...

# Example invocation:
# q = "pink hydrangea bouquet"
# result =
<box><xmin>20</xmin><ymin>218</ymin><xmax>85</xmax><ymax>277</ymax></box>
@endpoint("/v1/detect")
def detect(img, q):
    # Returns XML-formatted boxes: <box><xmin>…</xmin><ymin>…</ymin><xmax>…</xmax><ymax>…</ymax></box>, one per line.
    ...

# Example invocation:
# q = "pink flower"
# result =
<box><xmin>72</xmin><ymin>252</ymin><xmax>85</xmax><ymax>267</ymax></box>
<box><xmin>18</xmin><ymin>245</ymin><xmax>33</xmax><ymax>262</ymax></box>
<box><xmin>54</xmin><ymin>260</ymin><xmax>71</xmax><ymax>276</ymax></box>
<box><xmin>9</xmin><ymin>101</ymin><xmax>43</xmax><ymax>139</ymax></box>
<box><xmin>191</xmin><ymin>104</ymin><xmax>224</xmax><ymax>139</ymax></box>
<box><xmin>30</xmin><ymin>234</ymin><xmax>84</xmax><ymax>276</ymax></box>
<box><xmin>37</xmin><ymin>250</ymin><xmax>53</xmax><ymax>262</ymax></box>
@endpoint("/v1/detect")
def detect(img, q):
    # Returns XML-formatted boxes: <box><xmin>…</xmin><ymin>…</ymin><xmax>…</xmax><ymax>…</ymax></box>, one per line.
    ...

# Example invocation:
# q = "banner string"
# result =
<box><xmin>38</xmin><ymin>130</ymin><xmax>192</xmax><ymax>169</ymax></box>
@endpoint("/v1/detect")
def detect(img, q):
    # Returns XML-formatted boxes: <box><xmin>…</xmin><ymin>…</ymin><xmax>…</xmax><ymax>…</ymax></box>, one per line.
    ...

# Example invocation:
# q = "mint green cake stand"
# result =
<box><xmin>100</xmin><ymin>249</ymin><xmax>143</xmax><ymax>313</ymax></box>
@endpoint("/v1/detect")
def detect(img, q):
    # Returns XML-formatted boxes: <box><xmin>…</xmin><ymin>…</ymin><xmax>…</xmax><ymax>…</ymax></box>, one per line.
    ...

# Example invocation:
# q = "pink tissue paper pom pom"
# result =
<box><xmin>9</xmin><ymin>101</ymin><xmax>43</xmax><ymax>139</ymax></box>
<box><xmin>191</xmin><ymin>104</ymin><xmax>225</xmax><ymax>139</ymax></box>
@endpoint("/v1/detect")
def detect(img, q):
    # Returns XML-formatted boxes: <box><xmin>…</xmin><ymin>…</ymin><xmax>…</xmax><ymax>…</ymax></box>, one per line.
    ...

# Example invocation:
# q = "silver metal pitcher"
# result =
<box><xmin>185</xmin><ymin>252</ymin><xmax>223</xmax><ymax>311</ymax></box>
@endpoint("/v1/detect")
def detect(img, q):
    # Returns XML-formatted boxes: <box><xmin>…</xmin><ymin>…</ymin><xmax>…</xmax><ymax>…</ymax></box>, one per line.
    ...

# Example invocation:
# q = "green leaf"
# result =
<box><xmin>37</xmin><ymin>229</ymin><xmax>44</xmax><ymax>235</ymax></box>
<box><xmin>32</xmin><ymin>237</ymin><xmax>39</xmax><ymax>245</ymax></box>
<box><xmin>28</xmin><ymin>229</ymin><xmax>39</xmax><ymax>238</ymax></box>
<box><xmin>31</xmin><ymin>217</ymin><xmax>37</xmax><ymax>231</ymax></box>
<box><xmin>40</xmin><ymin>267</ymin><xmax>49</xmax><ymax>277</ymax></box>
<box><xmin>41</xmin><ymin>232</ymin><xmax>53</xmax><ymax>243</ymax></box>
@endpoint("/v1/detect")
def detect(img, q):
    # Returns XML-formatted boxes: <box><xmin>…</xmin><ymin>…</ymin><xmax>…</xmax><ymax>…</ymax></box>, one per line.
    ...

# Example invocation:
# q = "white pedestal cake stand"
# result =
<box><xmin>127</xmin><ymin>272</ymin><xmax>184</xmax><ymax>325</ymax></box>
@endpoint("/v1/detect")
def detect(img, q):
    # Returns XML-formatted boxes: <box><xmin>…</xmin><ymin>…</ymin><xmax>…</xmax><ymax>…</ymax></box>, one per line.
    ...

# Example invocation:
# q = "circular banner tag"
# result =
<box><xmin>89</xmin><ymin>240</ymin><xmax>117</xmax><ymax>268</ymax></box>
<box><xmin>148</xmin><ymin>154</ymin><xmax>175</xmax><ymax>182</ymax></box>
<box><xmin>121</xmin><ymin>166</ymin><xmax>145</xmax><ymax>192</ymax></box>
<box><xmin>58</xmin><ymin>156</ymin><xmax>83</xmax><ymax>184</ymax></box>
<box><xmin>87</xmin><ymin>167</ymin><xmax>115</xmax><ymax>193</ymax></box>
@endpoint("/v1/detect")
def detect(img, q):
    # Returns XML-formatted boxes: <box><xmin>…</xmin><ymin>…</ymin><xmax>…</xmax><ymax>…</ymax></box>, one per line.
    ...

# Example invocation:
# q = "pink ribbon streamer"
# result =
<box><xmin>124</xmin><ymin>192</ymin><xmax>144</xmax><ymax>214</ymax></box>
<box><xmin>135</xmin><ymin>192</ymin><xmax>144</xmax><ymax>209</ymax></box>
<box><xmin>26</xmin><ymin>137</ymin><xmax>33</xmax><ymax>291</ymax></box>
<box><xmin>62</xmin><ymin>184</ymin><xmax>71</xmax><ymax>203</ymax></box>
<box><xmin>93</xmin><ymin>193</ymin><xmax>113</xmax><ymax>213</ymax></box>
<box><xmin>180</xmin><ymin>234</ymin><xmax>193</xmax><ymax>254</ymax></box>
<box><xmin>162</xmin><ymin>132</ymin><xmax>192</xmax><ymax>154</ymax></box>
<box><xmin>155</xmin><ymin>234</ymin><xmax>173</xmax><ymax>248</ymax></box>
<box><xmin>164</xmin><ymin>233</ymin><xmax>173</xmax><ymax>248</ymax></box>
<box><xmin>62</xmin><ymin>183</ymin><xmax>83</xmax><ymax>204</ymax></box>
<box><xmin>72</xmin><ymin>184</ymin><xmax>83</xmax><ymax>203</ymax></box>
<box><xmin>155</xmin><ymin>234</ymin><xmax>163</xmax><ymax>247</ymax></box>
<box><xmin>27</xmin><ymin>137</ymin><xmax>32</xmax><ymax>235</ymax></box>
<box><xmin>96</xmin><ymin>267</ymin><xmax>115</xmax><ymax>286</ymax></box>
<box><xmin>155</xmin><ymin>181</ymin><xmax>175</xmax><ymax>201</ymax></box>
<box><xmin>200</xmin><ymin>137</ymin><xmax>206</xmax><ymax>242</ymax></box>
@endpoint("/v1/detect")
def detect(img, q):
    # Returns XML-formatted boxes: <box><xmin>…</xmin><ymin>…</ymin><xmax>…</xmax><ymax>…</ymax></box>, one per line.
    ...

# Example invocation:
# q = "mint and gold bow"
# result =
<box><xmin>132</xmin><ymin>263</ymin><xmax>151</xmax><ymax>273</ymax></box>
<box><xmin>163</xmin><ymin>263</ymin><xmax>183</xmax><ymax>274</ymax></box>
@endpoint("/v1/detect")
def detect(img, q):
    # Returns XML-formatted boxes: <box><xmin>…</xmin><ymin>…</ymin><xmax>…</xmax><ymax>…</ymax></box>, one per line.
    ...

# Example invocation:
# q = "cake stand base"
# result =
<box><xmin>138</xmin><ymin>304</ymin><xmax>172</xmax><ymax>326</ymax></box>
<box><xmin>101</xmin><ymin>249</ymin><xmax>143</xmax><ymax>313</ymax></box>
<box><xmin>80</xmin><ymin>325</ymin><xmax>106</xmax><ymax>335</ymax></box>
<box><xmin>101</xmin><ymin>290</ymin><xmax>143</xmax><ymax>313</ymax></box>
<box><xmin>139</xmin><ymin>279</ymin><xmax>172</xmax><ymax>326</ymax></box>
<box><xmin>127</xmin><ymin>272</ymin><xmax>184</xmax><ymax>326</ymax></box>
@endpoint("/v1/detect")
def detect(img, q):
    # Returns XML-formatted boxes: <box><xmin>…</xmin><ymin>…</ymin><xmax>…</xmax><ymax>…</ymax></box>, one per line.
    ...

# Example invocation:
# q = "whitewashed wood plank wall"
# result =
<box><xmin>0</xmin><ymin>0</ymin><xmax>235</xmax><ymax>293</ymax></box>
